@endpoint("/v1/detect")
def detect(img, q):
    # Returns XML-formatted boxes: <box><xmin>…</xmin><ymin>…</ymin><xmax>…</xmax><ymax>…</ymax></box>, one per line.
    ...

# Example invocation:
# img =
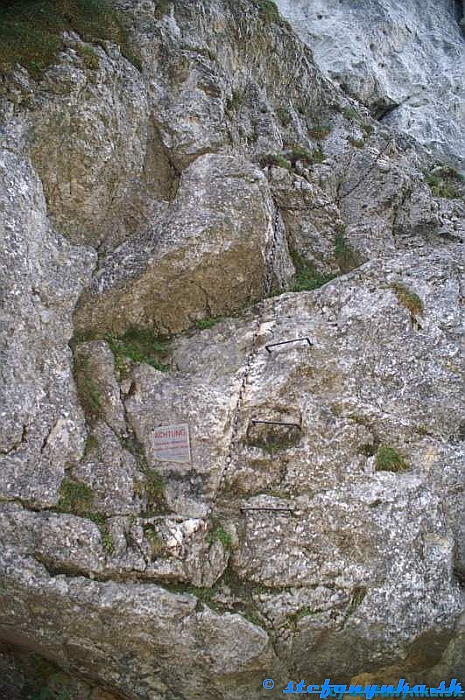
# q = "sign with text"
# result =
<box><xmin>153</xmin><ymin>424</ymin><xmax>191</xmax><ymax>463</ymax></box>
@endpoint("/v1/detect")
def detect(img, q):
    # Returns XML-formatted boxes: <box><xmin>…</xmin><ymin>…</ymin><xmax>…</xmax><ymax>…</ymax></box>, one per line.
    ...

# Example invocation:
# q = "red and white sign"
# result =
<box><xmin>152</xmin><ymin>424</ymin><xmax>191</xmax><ymax>463</ymax></box>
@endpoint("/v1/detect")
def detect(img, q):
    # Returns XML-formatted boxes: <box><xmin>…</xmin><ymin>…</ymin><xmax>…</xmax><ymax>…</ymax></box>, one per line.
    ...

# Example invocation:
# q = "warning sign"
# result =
<box><xmin>153</xmin><ymin>424</ymin><xmax>191</xmax><ymax>463</ymax></box>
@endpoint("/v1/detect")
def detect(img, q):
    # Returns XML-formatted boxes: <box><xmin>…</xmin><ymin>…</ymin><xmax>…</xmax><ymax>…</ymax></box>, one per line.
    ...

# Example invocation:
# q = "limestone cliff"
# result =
<box><xmin>0</xmin><ymin>1</ymin><xmax>464</xmax><ymax>698</ymax></box>
<box><xmin>275</xmin><ymin>0</ymin><xmax>465</xmax><ymax>171</ymax></box>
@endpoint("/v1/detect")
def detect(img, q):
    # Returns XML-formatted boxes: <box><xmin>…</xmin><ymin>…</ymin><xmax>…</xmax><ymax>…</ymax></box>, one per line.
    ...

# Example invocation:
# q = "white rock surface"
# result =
<box><xmin>276</xmin><ymin>0</ymin><xmax>465</xmax><ymax>170</ymax></box>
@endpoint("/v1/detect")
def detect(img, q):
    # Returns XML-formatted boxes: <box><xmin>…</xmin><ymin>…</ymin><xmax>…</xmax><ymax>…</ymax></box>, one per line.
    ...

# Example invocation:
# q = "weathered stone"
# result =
<box><xmin>74</xmin><ymin>153</ymin><xmax>293</xmax><ymax>336</ymax></box>
<box><xmin>0</xmin><ymin>150</ymin><xmax>93</xmax><ymax>507</ymax></box>
<box><xmin>70</xmin><ymin>421</ymin><xmax>141</xmax><ymax>517</ymax></box>
<box><xmin>0</xmin><ymin>0</ymin><xmax>463</xmax><ymax>694</ymax></box>
<box><xmin>74</xmin><ymin>341</ymin><xmax>126</xmax><ymax>436</ymax></box>
<box><xmin>0</xmin><ymin>546</ymin><xmax>276</xmax><ymax>699</ymax></box>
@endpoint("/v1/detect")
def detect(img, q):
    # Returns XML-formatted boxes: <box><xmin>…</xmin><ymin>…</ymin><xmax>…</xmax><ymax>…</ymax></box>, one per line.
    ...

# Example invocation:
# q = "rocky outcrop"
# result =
<box><xmin>0</xmin><ymin>0</ymin><xmax>463</xmax><ymax>697</ymax></box>
<box><xmin>74</xmin><ymin>154</ymin><xmax>293</xmax><ymax>336</ymax></box>
<box><xmin>276</xmin><ymin>0</ymin><xmax>465</xmax><ymax>171</ymax></box>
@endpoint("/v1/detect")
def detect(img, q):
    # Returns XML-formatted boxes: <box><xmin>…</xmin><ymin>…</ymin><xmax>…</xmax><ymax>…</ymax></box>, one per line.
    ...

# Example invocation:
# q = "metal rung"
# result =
<box><xmin>240</xmin><ymin>506</ymin><xmax>294</xmax><ymax>514</ymax></box>
<box><xmin>251</xmin><ymin>419</ymin><xmax>301</xmax><ymax>429</ymax></box>
<box><xmin>265</xmin><ymin>337</ymin><xmax>312</xmax><ymax>354</ymax></box>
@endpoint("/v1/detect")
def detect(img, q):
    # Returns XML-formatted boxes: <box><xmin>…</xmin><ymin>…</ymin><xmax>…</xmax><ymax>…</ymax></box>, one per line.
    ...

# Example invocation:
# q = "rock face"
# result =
<box><xmin>74</xmin><ymin>153</ymin><xmax>293</xmax><ymax>335</ymax></box>
<box><xmin>0</xmin><ymin>0</ymin><xmax>464</xmax><ymax>698</ymax></box>
<box><xmin>276</xmin><ymin>0</ymin><xmax>465</xmax><ymax>171</ymax></box>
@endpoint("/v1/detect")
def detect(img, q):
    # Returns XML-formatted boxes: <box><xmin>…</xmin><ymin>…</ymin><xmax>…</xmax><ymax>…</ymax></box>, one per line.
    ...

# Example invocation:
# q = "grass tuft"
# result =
<box><xmin>256</xmin><ymin>0</ymin><xmax>282</xmax><ymax>24</ymax></box>
<box><xmin>260</xmin><ymin>153</ymin><xmax>292</xmax><ymax>170</ymax></box>
<box><xmin>341</xmin><ymin>107</ymin><xmax>360</xmax><ymax>121</ymax></box>
<box><xmin>0</xmin><ymin>0</ymin><xmax>140</xmax><ymax>78</ymax></box>
<box><xmin>334</xmin><ymin>232</ymin><xmax>363</xmax><ymax>273</ymax></box>
<box><xmin>425</xmin><ymin>166</ymin><xmax>464</xmax><ymax>200</ymax></box>
<box><xmin>207</xmin><ymin>523</ymin><xmax>233</xmax><ymax>550</ymax></box>
<box><xmin>88</xmin><ymin>513</ymin><xmax>114</xmax><ymax>553</ymax></box>
<box><xmin>287</xmin><ymin>145</ymin><xmax>325</xmax><ymax>166</ymax></box>
<box><xmin>57</xmin><ymin>479</ymin><xmax>114</xmax><ymax>553</ymax></box>
<box><xmin>154</xmin><ymin>0</ymin><xmax>170</xmax><ymax>19</ymax></box>
<box><xmin>195</xmin><ymin>317</ymin><xmax>221</xmax><ymax>330</ymax></box>
<box><xmin>276</xmin><ymin>106</ymin><xmax>292</xmax><ymax>126</ymax></box>
<box><xmin>83</xmin><ymin>431</ymin><xmax>99</xmax><ymax>456</ymax></box>
<box><xmin>143</xmin><ymin>524</ymin><xmax>164</xmax><ymax>558</ymax></box>
<box><xmin>75</xmin><ymin>42</ymin><xmax>98</xmax><ymax>69</ymax></box>
<box><xmin>291</xmin><ymin>251</ymin><xmax>335</xmax><ymax>292</ymax></box>
<box><xmin>375</xmin><ymin>445</ymin><xmax>409</xmax><ymax>473</ymax></box>
<box><xmin>347</xmin><ymin>136</ymin><xmax>365</xmax><ymax>149</ymax></box>
<box><xmin>123</xmin><ymin>436</ymin><xmax>166</xmax><ymax>513</ymax></box>
<box><xmin>73</xmin><ymin>353</ymin><xmax>102</xmax><ymax>425</ymax></box>
<box><xmin>58</xmin><ymin>478</ymin><xmax>94</xmax><ymax>515</ymax></box>
<box><xmin>106</xmin><ymin>326</ymin><xmax>171</xmax><ymax>374</ymax></box>
<box><xmin>390</xmin><ymin>282</ymin><xmax>423</xmax><ymax>317</ymax></box>
<box><xmin>309</xmin><ymin>123</ymin><xmax>331</xmax><ymax>140</ymax></box>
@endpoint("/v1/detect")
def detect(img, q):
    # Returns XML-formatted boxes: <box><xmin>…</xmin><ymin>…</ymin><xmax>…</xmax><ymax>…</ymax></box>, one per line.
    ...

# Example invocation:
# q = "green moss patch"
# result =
<box><xmin>260</xmin><ymin>153</ymin><xmax>292</xmax><ymax>170</ymax></box>
<box><xmin>207</xmin><ymin>523</ymin><xmax>233</xmax><ymax>550</ymax></box>
<box><xmin>195</xmin><ymin>317</ymin><xmax>221</xmax><ymax>330</ymax></box>
<box><xmin>256</xmin><ymin>0</ymin><xmax>285</xmax><ymax>25</ymax></box>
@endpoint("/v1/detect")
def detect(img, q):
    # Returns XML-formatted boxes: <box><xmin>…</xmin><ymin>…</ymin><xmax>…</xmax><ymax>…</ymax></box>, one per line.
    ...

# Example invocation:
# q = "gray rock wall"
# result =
<box><xmin>0</xmin><ymin>0</ymin><xmax>463</xmax><ymax>697</ymax></box>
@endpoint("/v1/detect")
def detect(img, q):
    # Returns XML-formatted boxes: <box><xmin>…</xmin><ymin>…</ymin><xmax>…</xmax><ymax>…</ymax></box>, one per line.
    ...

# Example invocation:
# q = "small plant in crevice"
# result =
<box><xmin>195</xmin><ymin>316</ymin><xmax>221</xmax><ymax>331</ymax></box>
<box><xmin>73</xmin><ymin>353</ymin><xmax>102</xmax><ymax>424</ymax></box>
<box><xmin>286</xmin><ymin>145</ymin><xmax>325</xmax><ymax>167</ymax></box>
<box><xmin>143</xmin><ymin>524</ymin><xmax>164</xmax><ymax>559</ymax></box>
<box><xmin>154</xmin><ymin>0</ymin><xmax>171</xmax><ymax>19</ymax></box>
<box><xmin>226</xmin><ymin>88</ymin><xmax>243</xmax><ymax>113</ymax></box>
<box><xmin>83</xmin><ymin>431</ymin><xmax>99</xmax><ymax>456</ymax></box>
<box><xmin>57</xmin><ymin>479</ymin><xmax>115</xmax><ymax>553</ymax></box>
<box><xmin>259</xmin><ymin>153</ymin><xmax>292</xmax><ymax>171</ymax></box>
<box><xmin>88</xmin><ymin>513</ymin><xmax>114</xmax><ymax>554</ymax></box>
<box><xmin>375</xmin><ymin>445</ymin><xmax>409</xmax><ymax>473</ymax></box>
<box><xmin>276</xmin><ymin>105</ymin><xmax>292</xmax><ymax>127</ymax></box>
<box><xmin>347</xmin><ymin>136</ymin><xmax>365</xmax><ymax>149</ymax></box>
<box><xmin>361</xmin><ymin>122</ymin><xmax>374</xmax><ymax>136</ymax></box>
<box><xmin>134</xmin><ymin>468</ymin><xmax>165</xmax><ymax>513</ymax></box>
<box><xmin>290</xmin><ymin>250</ymin><xmax>335</xmax><ymax>292</ymax></box>
<box><xmin>345</xmin><ymin>586</ymin><xmax>367</xmax><ymax>617</ymax></box>
<box><xmin>256</xmin><ymin>0</ymin><xmax>288</xmax><ymax>26</ymax></box>
<box><xmin>256</xmin><ymin>438</ymin><xmax>296</xmax><ymax>454</ymax></box>
<box><xmin>75</xmin><ymin>42</ymin><xmax>99</xmax><ymax>69</ymax></box>
<box><xmin>341</xmin><ymin>106</ymin><xmax>360</xmax><ymax>121</ymax></box>
<box><xmin>57</xmin><ymin>478</ymin><xmax>94</xmax><ymax>516</ymax></box>
<box><xmin>207</xmin><ymin>522</ymin><xmax>233</xmax><ymax>550</ymax></box>
<box><xmin>309</xmin><ymin>123</ymin><xmax>331</xmax><ymax>140</ymax></box>
<box><xmin>424</xmin><ymin>165</ymin><xmax>464</xmax><ymax>200</ymax></box>
<box><xmin>390</xmin><ymin>282</ymin><xmax>423</xmax><ymax>317</ymax></box>
<box><xmin>334</xmin><ymin>231</ymin><xmax>363</xmax><ymax>273</ymax></box>
<box><xmin>106</xmin><ymin>326</ymin><xmax>171</xmax><ymax>375</ymax></box>
<box><xmin>290</xmin><ymin>606</ymin><xmax>319</xmax><ymax>624</ymax></box>
<box><xmin>123</xmin><ymin>436</ymin><xmax>166</xmax><ymax>513</ymax></box>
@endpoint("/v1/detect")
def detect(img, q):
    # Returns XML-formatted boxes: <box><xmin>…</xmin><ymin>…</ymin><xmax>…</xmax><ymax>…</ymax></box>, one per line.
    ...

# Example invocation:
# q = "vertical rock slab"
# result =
<box><xmin>0</xmin><ymin>150</ymin><xmax>94</xmax><ymax>506</ymax></box>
